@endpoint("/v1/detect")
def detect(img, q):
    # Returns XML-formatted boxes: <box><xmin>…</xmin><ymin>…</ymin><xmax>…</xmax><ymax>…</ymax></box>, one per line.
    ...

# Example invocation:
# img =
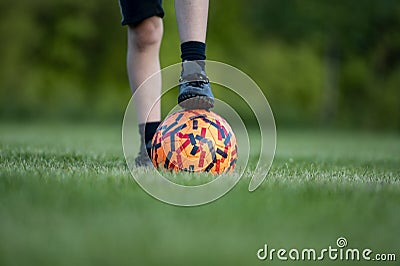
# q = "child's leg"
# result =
<box><xmin>175</xmin><ymin>0</ymin><xmax>214</xmax><ymax>109</ymax></box>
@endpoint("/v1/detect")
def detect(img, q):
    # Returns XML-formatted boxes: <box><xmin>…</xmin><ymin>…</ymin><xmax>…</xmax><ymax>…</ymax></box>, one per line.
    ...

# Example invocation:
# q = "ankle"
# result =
<box><xmin>139</xmin><ymin>121</ymin><xmax>161</xmax><ymax>156</ymax></box>
<box><xmin>180</xmin><ymin>41</ymin><xmax>206</xmax><ymax>61</ymax></box>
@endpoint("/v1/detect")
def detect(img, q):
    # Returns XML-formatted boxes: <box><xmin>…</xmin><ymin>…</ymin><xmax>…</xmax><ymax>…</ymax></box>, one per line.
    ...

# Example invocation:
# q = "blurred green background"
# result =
<box><xmin>1</xmin><ymin>0</ymin><xmax>400</xmax><ymax>129</ymax></box>
<box><xmin>1</xmin><ymin>1</ymin><xmax>399</xmax><ymax>265</ymax></box>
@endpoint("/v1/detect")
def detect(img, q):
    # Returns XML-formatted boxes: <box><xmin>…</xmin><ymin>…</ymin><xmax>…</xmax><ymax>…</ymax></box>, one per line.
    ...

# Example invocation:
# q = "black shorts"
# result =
<box><xmin>119</xmin><ymin>0</ymin><xmax>164</xmax><ymax>26</ymax></box>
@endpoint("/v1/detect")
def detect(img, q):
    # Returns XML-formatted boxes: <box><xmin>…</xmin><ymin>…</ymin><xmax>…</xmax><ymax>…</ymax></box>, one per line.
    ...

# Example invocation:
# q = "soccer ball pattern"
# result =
<box><xmin>151</xmin><ymin>109</ymin><xmax>238</xmax><ymax>174</ymax></box>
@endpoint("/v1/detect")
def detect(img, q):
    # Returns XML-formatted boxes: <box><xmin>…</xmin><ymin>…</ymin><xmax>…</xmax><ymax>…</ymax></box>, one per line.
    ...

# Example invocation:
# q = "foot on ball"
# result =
<box><xmin>178</xmin><ymin>60</ymin><xmax>214</xmax><ymax>110</ymax></box>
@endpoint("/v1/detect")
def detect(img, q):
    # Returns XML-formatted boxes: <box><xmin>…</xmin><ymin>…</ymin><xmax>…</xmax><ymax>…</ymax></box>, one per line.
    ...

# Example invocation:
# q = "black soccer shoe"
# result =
<box><xmin>134</xmin><ymin>153</ymin><xmax>153</xmax><ymax>167</ymax></box>
<box><xmin>178</xmin><ymin>61</ymin><xmax>214</xmax><ymax>110</ymax></box>
<box><xmin>135</xmin><ymin>140</ymin><xmax>153</xmax><ymax>168</ymax></box>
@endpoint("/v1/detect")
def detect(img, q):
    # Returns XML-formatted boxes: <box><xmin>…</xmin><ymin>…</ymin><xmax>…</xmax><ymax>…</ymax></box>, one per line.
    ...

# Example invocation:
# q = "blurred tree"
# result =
<box><xmin>248</xmin><ymin>0</ymin><xmax>400</xmax><ymax>128</ymax></box>
<box><xmin>0</xmin><ymin>0</ymin><xmax>128</xmax><ymax>119</ymax></box>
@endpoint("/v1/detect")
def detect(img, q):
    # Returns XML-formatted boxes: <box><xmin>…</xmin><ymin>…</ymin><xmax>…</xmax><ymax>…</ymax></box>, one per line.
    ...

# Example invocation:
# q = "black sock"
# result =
<box><xmin>144</xmin><ymin>122</ymin><xmax>160</xmax><ymax>144</ymax></box>
<box><xmin>181</xmin><ymin>41</ymin><xmax>206</xmax><ymax>61</ymax></box>
<box><xmin>139</xmin><ymin>121</ymin><xmax>161</xmax><ymax>157</ymax></box>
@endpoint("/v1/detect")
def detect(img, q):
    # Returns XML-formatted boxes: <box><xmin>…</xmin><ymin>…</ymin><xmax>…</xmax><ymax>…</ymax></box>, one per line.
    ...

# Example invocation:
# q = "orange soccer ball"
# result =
<box><xmin>151</xmin><ymin>109</ymin><xmax>238</xmax><ymax>174</ymax></box>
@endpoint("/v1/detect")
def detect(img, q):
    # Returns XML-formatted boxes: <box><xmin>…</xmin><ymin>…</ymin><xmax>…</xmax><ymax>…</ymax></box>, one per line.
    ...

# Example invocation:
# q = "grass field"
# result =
<box><xmin>0</xmin><ymin>122</ymin><xmax>399</xmax><ymax>265</ymax></box>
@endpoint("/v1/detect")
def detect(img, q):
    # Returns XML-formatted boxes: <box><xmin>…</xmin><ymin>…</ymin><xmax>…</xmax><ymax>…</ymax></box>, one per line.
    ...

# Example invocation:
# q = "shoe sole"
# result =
<box><xmin>178</xmin><ymin>94</ymin><xmax>214</xmax><ymax>110</ymax></box>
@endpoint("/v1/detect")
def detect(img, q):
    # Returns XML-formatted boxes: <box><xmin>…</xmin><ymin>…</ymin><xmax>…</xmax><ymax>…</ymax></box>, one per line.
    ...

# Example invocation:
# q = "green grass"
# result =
<box><xmin>0</xmin><ymin>122</ymin><xmax>399</xmax><ymax>266</ymax></box>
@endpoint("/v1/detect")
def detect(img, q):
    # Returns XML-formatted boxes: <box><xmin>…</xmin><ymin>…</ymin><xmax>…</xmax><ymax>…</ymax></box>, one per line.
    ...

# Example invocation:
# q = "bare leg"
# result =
<box><xmin>127</xmin><ymin>16</ymin><xmax>163</xmax><ymax>124</ymax></box>
<box><xmin>175</xmin><ymin>0</ymin><xmax>209</xmax><ymax>43</ymax></box>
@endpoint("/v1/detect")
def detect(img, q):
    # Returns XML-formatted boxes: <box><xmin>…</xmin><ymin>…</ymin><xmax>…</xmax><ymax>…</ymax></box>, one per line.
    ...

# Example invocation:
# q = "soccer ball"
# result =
<box><xmin>151</xmin><ymin>109</ymin><xmax>238</xmax><ymax>174</ymax></box>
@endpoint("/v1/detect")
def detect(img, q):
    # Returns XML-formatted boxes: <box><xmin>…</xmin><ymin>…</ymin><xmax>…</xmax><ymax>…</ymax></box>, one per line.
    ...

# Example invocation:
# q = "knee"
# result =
<box><xmin>128</xmin><ymin>16</ymin><xmax>163</xmax><ymax>52</ymax></box>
